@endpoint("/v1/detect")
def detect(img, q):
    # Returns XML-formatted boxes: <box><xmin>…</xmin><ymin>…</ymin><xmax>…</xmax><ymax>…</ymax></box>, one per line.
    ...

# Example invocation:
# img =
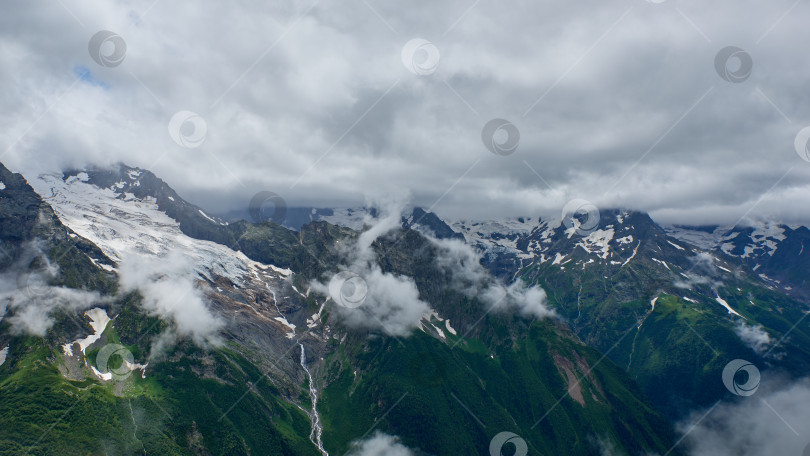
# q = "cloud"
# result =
<box><xmin>0</xmin><ymin>245</ymin><xmax>105</xmax><ymax>336</ymax></box>
<box><xmin>346</xmin><ymin>432</ymin><xmax>414</xmax><ymax>456</ymax></box>
<box><xmin>674</xmin><ymin>252</ymin><xmax>724</xmax><ymax>290</ymax></box>
<box><xmin>3</xmin><ymin>1</ymin><xmax>810</xmax><ymax>225</ymax></box>
<box><xmin>118</xmin><ymin>250</ymin><xmax>223</xmax><ymax>346</ymax></box>
<box><xmin>588</xmin><ymin>435</ymin><xmax>620</xmax><ymax>456</ymax></box>
<box><xmin>312</xmin><ymin>199</ymin><xmax>431</xmax><ymax>337</ymax></box>
<box><xmin>432</xmin><ymin>237</ymin><xmax>554</xmax><ymax>319</ymax></box>
<box><xmin>1</xmin><ymin>284</ymin><xmax>102</xmax><ymax>336</ymax></box>
<box><xmin>734</xmin><ymin>321</ymin><xmax>773</xmax><ymax>355</ymax></box>
<box><xmin>481</xmin><ymin>280</ymin><xmax>554</xmax><ymax>319</ymax></box>
<box><xmin>327</xmin><ymin>265</ymin><xmax>432</xmax><ymax>338</ymax></box>
<box><xmin>314</xmin><ymin>200</ymin><xmax>553</xmax><ymax>336</ymax></box>
<box><xmin>432</xmin><ymin>237</ymin><xmax>490</xmax><ymax>295</ymax></box>
<box><xmin>681</xmin><ymin>377</ymin><xmax>810</xmax><ymax>456</ymax></box>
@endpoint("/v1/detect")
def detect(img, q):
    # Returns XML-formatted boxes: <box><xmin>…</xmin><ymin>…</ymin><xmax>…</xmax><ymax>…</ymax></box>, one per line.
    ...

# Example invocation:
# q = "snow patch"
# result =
<box><xmin>62</xmin><ymin>308</ymin><xmax>110</xmax><ymax>357</ymax></box>
<box><xmin>576</xmin><ymin>228</ymin><xmax>614</xmax><ymax>259</ymax></box>
<box><xmin>90</xmin><ymin>365</ymin><xmax>113</xmax><ymax>381</ymax></box>
<box><xmin>445</xmin><ymin>319</ymin><xmax>457</xmax><ymax>336</ymax></box>
<box><xmin>651</xmin><ymin>258</ymin><xmax>671</xmax><ymax>271</ymax></box>
<box><xmin>667</xmin><ymin>240</ymin><xmax>685</xmax><ymax>251</ymax></box>
<box><xmin>433</xmin><ymin>323</ymin><xmax>446</xmax><ymax>340</ymax></box>
<box><xmin>621</xmin><ymin>242</ymin><xmax>640</xmax><ymax>268</ymax></box>
<box><xmin>720</xmin><ymin>243</ymin><xmax>735</xmax><ymax>255</ymax></box>
<box><xmin>715</xmin><ymin>296</ymin><xmax>742</xmax><ymax>317</ymax></box>
<box><xmin>198</xmin><ymin>209</ymin><xmax>219</xmax><ymax>224</ymax></box>
<box><xmin>0</xmin><ymin>346</ymin><xmax>8</xmax><ymax>366</ymax></box>
<box><xmin>274</xmin><ymin>317</ymin><xmax>297</xmax><ymax>339</ymax></box>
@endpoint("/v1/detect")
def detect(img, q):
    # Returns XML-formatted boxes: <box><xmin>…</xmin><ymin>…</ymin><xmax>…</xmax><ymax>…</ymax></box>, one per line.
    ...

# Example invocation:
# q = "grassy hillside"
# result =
<box><xmin>319</xmin><ymin>324</ymin><xmax>675</xmax><ymax>455</ymax></box>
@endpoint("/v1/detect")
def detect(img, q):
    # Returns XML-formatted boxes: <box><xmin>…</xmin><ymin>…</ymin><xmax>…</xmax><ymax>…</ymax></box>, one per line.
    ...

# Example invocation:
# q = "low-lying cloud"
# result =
<box><xmin>433</xmin><ymin>237</ymin><xmax>554</xmax><ymax>319</ymax></box>
<box><xmin>346</xmin><ymin>432</ymin><xmax>414</xmax><ymax>456</ymax></box>
<box><xmin>314</xmin><ymin>200</ymin><xmax>554</xmax><ymax>337</ymax></box>
<box><xmin>674</xmin><ymin>252</ymin><xmax>725</xmax><ymax>291</ymax></box>
<box><xmin>0</xmin><ymin>245</ymin><xmax>105</xmax><ymax>336</ymax></box>
<box><xmin>734</xmin><ymin>321</ymin><xmax>773</xmax><ymax>355</ymax></box>
<box><xmin>312</xmin><ymin>198</ymin><xmax>431</xmax><ymax>337</ymax></box>
<box><xmin>118</xmin><ymin>250</ymin><xmax>223</xmax><ymax>346</ymax></box>
<box><xmin>681</xmin><ymin>377</ymin><xmax>810</xmax><ymax>456</ymax></box>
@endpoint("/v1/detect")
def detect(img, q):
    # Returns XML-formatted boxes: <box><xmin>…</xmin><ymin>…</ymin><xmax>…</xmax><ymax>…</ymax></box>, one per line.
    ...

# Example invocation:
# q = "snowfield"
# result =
<box><xmin>30</xmin><ymin>173</ymin><xmax>286</xmax><ymax>288</ymax></box>
<box><xmin>29</xmin><ymin>173</ymin><xmax>299</xmax><ymax>341</ymax></box>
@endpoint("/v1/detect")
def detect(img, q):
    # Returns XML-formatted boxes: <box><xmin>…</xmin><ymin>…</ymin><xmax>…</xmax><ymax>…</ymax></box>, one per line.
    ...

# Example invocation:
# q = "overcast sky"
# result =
<box><xmin>2</xmin><ymin>0</ymin><xmax>810</xmax><ymax>225</ymax></box>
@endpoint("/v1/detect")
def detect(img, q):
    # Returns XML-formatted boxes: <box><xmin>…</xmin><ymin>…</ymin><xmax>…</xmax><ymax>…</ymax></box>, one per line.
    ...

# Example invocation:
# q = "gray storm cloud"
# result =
<box><xmin>1</xmin><ymin>1</ymin><xmax>810</xmax><ymax>225</ymax></box>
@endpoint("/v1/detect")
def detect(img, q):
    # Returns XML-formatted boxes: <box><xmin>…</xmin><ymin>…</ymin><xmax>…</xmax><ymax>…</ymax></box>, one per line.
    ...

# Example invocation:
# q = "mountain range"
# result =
<box><xmin>1</xmin><ymin>162</ymin><xmax>808</xmax><ymax>455</ymax></box>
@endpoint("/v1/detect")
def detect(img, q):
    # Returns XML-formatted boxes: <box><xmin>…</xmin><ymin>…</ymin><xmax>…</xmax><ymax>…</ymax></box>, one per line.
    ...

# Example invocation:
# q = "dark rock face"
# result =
<box><xmin>402</xmin><ymin>207</ymin><xmax>465</xmax><ymax>241</ymax></box>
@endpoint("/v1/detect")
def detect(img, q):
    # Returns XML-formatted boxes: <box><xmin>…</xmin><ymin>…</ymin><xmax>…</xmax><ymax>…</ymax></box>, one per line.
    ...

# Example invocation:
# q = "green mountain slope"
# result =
<box><xmin>518</xmin><ymin>212</ymin><xmax>810</xmax><ymax>417</ymax></box>
<box><xmin>0</xmin><ymin>163</ymin><xmax>681</xmax><ymax>455</ymax></box>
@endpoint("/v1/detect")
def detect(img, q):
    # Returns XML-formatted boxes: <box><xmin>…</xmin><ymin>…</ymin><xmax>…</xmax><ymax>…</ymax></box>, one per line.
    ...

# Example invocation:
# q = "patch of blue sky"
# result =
<box><xmin>73</xmin><ymin>65</ymin><xmax>109</xmax><ymax>89</ymax></box>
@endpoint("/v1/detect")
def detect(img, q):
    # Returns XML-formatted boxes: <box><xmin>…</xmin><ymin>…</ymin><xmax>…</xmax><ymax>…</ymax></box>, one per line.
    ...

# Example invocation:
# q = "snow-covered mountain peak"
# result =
<box><xmin>27</xmin><ymin>172</ymin><xmax>304</xmax><ymax>341</ymax></box>
<box><xmin>29</xmin><ymin>173</ymin><xmax>279</xmax><ymax>281</ymax></box>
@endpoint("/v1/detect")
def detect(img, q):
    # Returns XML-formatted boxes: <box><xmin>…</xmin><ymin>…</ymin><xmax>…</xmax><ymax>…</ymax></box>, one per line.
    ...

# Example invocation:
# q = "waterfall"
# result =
<box><xmin>300</xmin><ymin>343</ymin><xmax>328</xmax><ymax>456</ymax></box>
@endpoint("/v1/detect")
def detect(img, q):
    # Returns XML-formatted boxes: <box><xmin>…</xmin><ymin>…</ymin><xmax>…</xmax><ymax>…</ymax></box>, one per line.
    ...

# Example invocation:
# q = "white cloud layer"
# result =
<box><xmin>2</xmin><ymin>1</ymin><xmax>810</xmax><ymax>224</ymax></box>
<box><xmin>433</xmin><ymin>237</ymin><xmax>554</xmax><ymax>319</ymax></box>
<box><xmin>0</xmin><ymin>246</ymin><xmax>106</xmax><ymax>336</ymax></box>
<box><xmin>312</xmin><ymin>199</ymin><xmax>432</xmax><ymax>337</ymax></box>
<box><xmin>734</xmin><ymin>321</ymin><xmax>773</xmax><ymax>355</ymax></box>
<box><xmin>682</xmin><ymin>378</ymin><xmax>810</xmax><ymax>456</ymax></box>
<box><xmin>346</xmin><ymin>432</ymin><xmax>414</xmax><ymax>456</ymax></box>
<box><xmin>118</xmin><ymin>251</ymin><xmax>223</xmax><ymax>346</ymax></box>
